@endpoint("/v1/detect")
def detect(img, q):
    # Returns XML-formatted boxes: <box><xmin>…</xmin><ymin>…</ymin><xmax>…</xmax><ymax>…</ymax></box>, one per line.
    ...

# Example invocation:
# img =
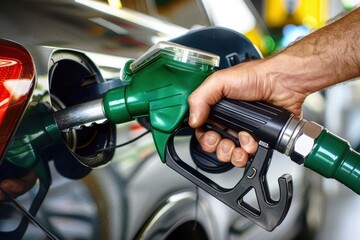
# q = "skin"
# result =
<box><xmin>0</xmin><ymin>170</ymin><xmax>37</xmax><ymax>201</ymax></box>
<box><xmin>188</xmin><ymin>7</ymin><xmax>360</xmax><ymax>167</ymax></box>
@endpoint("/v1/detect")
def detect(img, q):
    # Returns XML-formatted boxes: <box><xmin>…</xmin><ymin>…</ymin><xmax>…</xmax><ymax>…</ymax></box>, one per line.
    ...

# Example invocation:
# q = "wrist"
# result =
<box><xmin>258</xmin><ymin>54</ymin><xmax>318</xmax><ymax>116</ymax></box>
<box><xmin>267</xmin><ymin>53</ymin><xmax>328</xmax><ymax>95</ymax></box>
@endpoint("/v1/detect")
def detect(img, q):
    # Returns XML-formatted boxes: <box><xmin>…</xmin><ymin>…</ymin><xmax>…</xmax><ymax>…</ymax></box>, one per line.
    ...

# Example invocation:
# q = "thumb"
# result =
<box><xmin>187</xmin><ymin>96</ymin><xmax>210</xmax><ymax>128</ymax></box>
<box><xmin>188</xmin><ymin>73</ymin><xmax>224</xmax><ymax>128</ymax></box>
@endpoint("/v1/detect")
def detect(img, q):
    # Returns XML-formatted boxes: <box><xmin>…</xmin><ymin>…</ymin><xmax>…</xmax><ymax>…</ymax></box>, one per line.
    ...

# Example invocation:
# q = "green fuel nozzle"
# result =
<box><xmin>103</xmin><ymin>42</ymin><xmax>219</xmax><ymax>160</ymax></box>
<box><xmin>53</xmin><ymin>30</ymin><xmax>360</xmax><ymax>231</ymax></box>
<box><xmin>54</xmin><ymin>38</ymin><xmax>292</xmax><ymax>231</ymax></box>
<box><xmin>55</xmin><ymin>41</ymin><xmax>220</xmax><ymax>162</ymax></box>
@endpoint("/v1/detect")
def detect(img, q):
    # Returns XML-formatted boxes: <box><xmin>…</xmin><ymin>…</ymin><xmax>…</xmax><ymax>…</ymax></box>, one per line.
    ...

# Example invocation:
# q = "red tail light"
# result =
<box><xmin>0</xmin><ymin>39</ymin><xmax>35</xmax><ymax>156</ymax></box>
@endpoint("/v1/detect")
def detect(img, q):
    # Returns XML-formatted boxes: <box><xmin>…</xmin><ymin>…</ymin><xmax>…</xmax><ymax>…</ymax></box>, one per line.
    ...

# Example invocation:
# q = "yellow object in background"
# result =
<box><xmin>264</xmin><ymin>0</ymin><xmax>329</xmax><ymax>28</ymax></box>
<box><xmin>107</xmin><ymin>0</ymin><xmax>122</xmax><ymax>9</ymax></box>
<box><xmin>244</xmin><ymin>28</ymin><xmax>275</xmax><ymax>56</ymax></box>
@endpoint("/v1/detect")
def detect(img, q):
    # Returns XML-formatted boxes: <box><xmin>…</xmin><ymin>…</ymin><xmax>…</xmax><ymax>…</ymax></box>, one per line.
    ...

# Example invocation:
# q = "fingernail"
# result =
<box><xmin>205</xmin><ymin>135</ymin><xmax>217</xmax><ymax>147</ymax></box>
<box><xmin>239</xmin><ymin>135</ymin><xmax>250</xmax><ymax>146</ymax></box>
<box><xmin>221</xmin><ymin>144</ymin><xmax>231</xmax><ymax>154</ymax></box>
<box><xmin>189</xmin><ymin>112</ymin><xmax>197</xmax><ymax>126</ymax></box>
<box><xmin>232</xmin><ymin>151</ymin><xmax>246</xmax><ymax>168</ymax></box>
<box><xmin>233</xmin><ymin>151</ymin><xmax>243</xmax><ymax>162</ymax></box>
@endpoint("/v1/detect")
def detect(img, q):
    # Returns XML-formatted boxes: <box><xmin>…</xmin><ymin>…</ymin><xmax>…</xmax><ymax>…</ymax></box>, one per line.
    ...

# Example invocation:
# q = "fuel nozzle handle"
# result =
<box><xmin>209</xmin><ymin>98</ymin><xmax>360</xmax><ymax>195</ymax></box>
<box><xmin>209</xmin><ymin>98</ymin><xmax>297</xmax><ymax>152</ymax></box>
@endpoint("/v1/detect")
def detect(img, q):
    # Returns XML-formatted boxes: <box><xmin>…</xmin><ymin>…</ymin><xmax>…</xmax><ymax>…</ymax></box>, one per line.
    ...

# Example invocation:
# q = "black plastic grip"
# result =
<box><xmin>209</xmin><ymin>99</ymin><xmax>292</xmax><ymax>149</ymax></box>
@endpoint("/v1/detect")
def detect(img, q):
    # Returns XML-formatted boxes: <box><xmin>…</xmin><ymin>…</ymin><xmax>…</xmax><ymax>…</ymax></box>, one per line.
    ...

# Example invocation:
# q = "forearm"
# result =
<box><xmin>267</xmin><ymin>7</ymin><xmax>360</xmax><ymax>95</ymax></box>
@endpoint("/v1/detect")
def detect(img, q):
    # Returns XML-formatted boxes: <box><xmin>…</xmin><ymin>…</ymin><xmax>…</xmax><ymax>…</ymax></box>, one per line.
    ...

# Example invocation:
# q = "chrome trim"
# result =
<box><xmin>276</xmin><ymin>115</ymin><xmax>306</xmax><ymax>155</ymax></box>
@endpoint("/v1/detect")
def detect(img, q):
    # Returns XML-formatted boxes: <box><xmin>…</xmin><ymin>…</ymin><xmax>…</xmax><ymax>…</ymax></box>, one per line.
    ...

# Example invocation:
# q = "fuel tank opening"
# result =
<box><xmin>48</xmin><ymin>50</ymin><xmax>121</xmax><ymax>169</ymax></box>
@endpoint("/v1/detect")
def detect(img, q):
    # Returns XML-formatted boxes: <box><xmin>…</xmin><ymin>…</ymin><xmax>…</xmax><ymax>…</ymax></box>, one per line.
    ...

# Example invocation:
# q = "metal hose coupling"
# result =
<box><xmin>282</xmin><ymin>119</ymin><xmax>324</xmax><ymax>165</ymax></box>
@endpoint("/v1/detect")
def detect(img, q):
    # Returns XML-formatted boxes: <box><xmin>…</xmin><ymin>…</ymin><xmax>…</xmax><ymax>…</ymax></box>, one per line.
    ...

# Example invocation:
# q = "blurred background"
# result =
<box><xmin>1</xmin><ymin>0</ymin><xmax>360</xmax><ymax>239</ymax></box>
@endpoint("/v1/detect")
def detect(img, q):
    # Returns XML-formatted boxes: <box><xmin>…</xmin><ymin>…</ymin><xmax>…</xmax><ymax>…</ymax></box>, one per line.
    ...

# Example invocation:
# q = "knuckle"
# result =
<box><xmin>187</xmin><ymin>93</ymin><xmax>196</xmax><ymax>104</ymax></box>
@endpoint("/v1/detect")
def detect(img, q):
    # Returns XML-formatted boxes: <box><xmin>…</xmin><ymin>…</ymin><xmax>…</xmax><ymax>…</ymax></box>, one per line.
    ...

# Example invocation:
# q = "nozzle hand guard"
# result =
<box><xmin>165</xmin><ymin>126</ymin><xmax>293</xmax><ymax>231</ymax></box>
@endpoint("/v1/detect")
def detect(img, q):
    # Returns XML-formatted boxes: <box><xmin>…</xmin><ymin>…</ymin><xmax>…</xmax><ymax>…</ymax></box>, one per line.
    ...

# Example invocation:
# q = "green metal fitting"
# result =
<box><xmin>305</xmin><ymin>129</ymin><xmax>360</xmax><ymax>194</ymax></box>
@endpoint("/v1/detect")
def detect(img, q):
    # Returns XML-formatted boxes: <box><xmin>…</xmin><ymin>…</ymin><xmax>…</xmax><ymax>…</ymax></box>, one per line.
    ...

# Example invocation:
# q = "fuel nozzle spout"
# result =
<box><xmin>53</xmin><ymin>98</ymin><xmax>117</xmax><ymax>169</ymax></box>
<box><xmin>53</xmin><ymin>85</ymin><xmax>131</xmax><ymax>131</ymax></box>
<box><xmin>54</xmin><ymin>98</ymin><xmax>107</xmax><ymax>131</ymax></box>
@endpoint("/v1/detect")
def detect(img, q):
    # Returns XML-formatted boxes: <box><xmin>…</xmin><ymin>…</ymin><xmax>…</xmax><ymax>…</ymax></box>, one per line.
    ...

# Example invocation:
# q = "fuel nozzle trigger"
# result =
<box><xmin>165</xmin><ymin>127</ymin><xmax>292</xmax><ymax>231</ymax></box>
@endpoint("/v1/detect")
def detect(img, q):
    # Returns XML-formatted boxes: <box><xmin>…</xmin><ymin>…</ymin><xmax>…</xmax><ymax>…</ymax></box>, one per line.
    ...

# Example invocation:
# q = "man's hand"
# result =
<box><xmin>189</xmin><ymin>7</ymin><xmax>360</xmax><ymax>168</ymax></box>
<box><xmin>188</xmin><ymin>58</ymin><xmax>308</xmax><ymax>167</ymax></box>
